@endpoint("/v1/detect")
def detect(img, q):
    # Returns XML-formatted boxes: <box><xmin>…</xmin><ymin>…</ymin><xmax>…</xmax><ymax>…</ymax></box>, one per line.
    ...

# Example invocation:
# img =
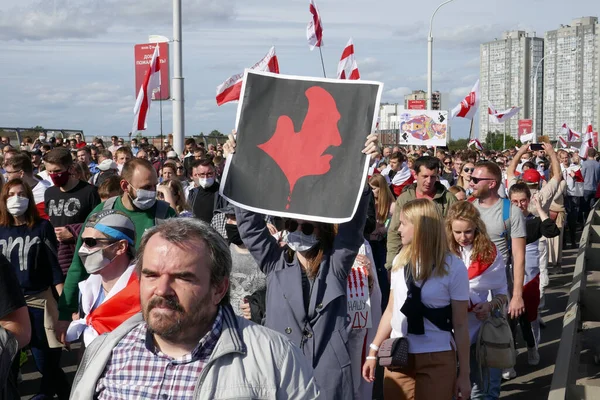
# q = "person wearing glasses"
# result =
<box><xmin>227</xmin><ymin>134</ymin><xmax>379</xmax><ymax>399</ymax></box>
<box><xmin>65</xmin><ymin>210</ymin><xmax>139</xmax><ymax>347</ymax></box>
<box><xmin>441</xmin><ymin>157</ymin><xmax>455</xmax><ymax>186</ymax></box>
<box><xmin>0</xmin><ymin>178</ymin><xmax>70</xmax><ymax>399</ymax></box>
<box><xmin>188</xmin><ymin>159</ymin><xmax>226</xmax><ymax>223</ymax></box>
<box><xmin>457</xmin><ymin>161</ymin><xmax>475</xmax><ymax>196</ymax></box>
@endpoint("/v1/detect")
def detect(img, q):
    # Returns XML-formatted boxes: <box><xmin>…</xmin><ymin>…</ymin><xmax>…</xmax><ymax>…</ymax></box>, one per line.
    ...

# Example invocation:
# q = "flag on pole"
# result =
<box><xmin>488</xmin><ymin>102</ymin><xmax>522</xmax><ymax>123</ymax></box>
<box><xmin>337</xmin><ymin>38</ymin><xmax>360</xmax><ymax>80</ymax></box>
<box><xmin>306</xmin><ymin>0</ymin><xmax>323</xmax><ymax>50</ymax></box>
<box><xmin>215</xmin><ymin>47</ymin><xmax>280</xmax><ymax>106</ymax></box>
<box><xmin>558</xmin><ymin>135</ymin><xmax>568</xmax><ymax>148</ymax></box>
<box><xmin>560</xmin><ymin>123</ymin><xmax>580</xmax><ymax>142</ymax></box>
<box><xmin>132</xmin><ymin>45</ymin><xmax>161</xmax><ymax>133</ymax></box>
<box><xmin>579</xmin><ymin>122</ymin><xmax>594</xmax><ymax>158</ymax></box>
<box><xmin>451</xmin><ymin>80</ymin><xmax>480</xmax><ymax>119</ymax></box>
<box><xmin>467</xmin><ymin>139</ymin><xmax>483</xmax><ymax>151</ymax></box>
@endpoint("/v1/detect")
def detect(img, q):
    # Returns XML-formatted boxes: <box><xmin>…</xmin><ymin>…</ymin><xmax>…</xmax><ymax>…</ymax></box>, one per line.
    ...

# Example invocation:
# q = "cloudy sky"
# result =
<box><xmin>0</xmin><ymin>0</ymin><xmax>597</xmax><ymax>141</ymax></box>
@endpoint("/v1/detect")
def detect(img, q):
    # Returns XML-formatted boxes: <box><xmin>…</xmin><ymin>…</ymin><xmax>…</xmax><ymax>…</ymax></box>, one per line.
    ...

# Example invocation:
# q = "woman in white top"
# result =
<box><xmin>446</xmin><ymin>201</ymin><xmax>508</xmax><ymax>399</ymax></box>
<box><xmin>362</xmin><ymin>198</ymin><xmax>471</xmax><ymax>400</ymax></box>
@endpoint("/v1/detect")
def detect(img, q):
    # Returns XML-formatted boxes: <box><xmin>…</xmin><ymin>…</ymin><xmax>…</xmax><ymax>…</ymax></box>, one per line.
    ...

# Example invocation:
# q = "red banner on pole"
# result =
<box><xmin>134</xmin><ymin>42</ymin><xmax>170</xmax><ymax>100</ymax></box>
<box><xmin>407</xmin><ymin>100</ymin><xmax>426</xmax><ymax>110</ymax></box>
<box><xmin>518</xmin><ymin>119</ymin><xmax>532</xmax><ymax>136</ymax></box>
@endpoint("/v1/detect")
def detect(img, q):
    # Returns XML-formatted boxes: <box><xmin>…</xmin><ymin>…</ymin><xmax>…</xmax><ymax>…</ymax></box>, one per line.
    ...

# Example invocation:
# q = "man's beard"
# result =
<box><xmin>472</xmin><ymin>184</ymin><xmax>490</xmax><ymax>199</ymax></box>
<box><xmin>142</xmin><ymin>292</ymin><xmax>214</xmax><ymax>342</ymax></box>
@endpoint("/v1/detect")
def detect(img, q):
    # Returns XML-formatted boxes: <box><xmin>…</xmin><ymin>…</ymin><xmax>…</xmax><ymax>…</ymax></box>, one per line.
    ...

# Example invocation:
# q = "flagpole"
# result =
<box><xmin>318</xmin><ymin>47</ymin><xmax>327</xmax><ymax>78</ymax></box>
<box><xmin>159</xmin><ymin>98</ymin><xmax>164</xmax><ymax>150</ymax></box>
<box><xmin>468</xmin><ymin>118</ymin><xmax>474</xmax><ymax>141</ymax></box>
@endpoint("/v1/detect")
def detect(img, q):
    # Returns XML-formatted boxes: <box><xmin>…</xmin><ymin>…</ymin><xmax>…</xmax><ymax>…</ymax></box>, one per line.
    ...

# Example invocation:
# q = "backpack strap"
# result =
<box><xmin>103</xmin><ymin>196</ymin><xmax>118</xmax><ymax>210</ymax></box>
<box><xmin>501</xmin><ymin>198</ymin><xmax>513</xmax><ymax>259</ymax></box>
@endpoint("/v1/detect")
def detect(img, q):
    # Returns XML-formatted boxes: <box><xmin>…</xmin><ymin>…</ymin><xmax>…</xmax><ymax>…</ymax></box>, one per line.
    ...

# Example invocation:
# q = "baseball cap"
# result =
<box><xmin>166</xmin><ymin>150</ymin><xmax>178</xmax><ymax>159</ymax></box>
<box><xmin>85</xmin><ymin>210</ymin><xmax>136</xmax><ymax>248</ymax></box>
<box><xmin>522</xmin><ymin>168</ymin><xmax>541</xmax><ymax>184</ymax></box>
<box><xmin>98</xmin><ymin>159</ymin><xmax>118</xmax><ymax>171</ymax></box>
<box><xmin>31</xmin><ymin>148</ymin><xmax>42</xmax><ymax>156</ymax></box>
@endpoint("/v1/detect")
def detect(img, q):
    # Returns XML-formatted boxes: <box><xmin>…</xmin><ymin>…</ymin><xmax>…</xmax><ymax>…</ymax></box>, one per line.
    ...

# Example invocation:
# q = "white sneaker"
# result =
<box><xmin>502</xmin><ymin>367</ymin><xmax>517</xmax><ymax>380</ymax></box>
<box><xmin>528</xmin><ymin>347</ymin><xmax>540</xmax><ymax>365</ymax></box>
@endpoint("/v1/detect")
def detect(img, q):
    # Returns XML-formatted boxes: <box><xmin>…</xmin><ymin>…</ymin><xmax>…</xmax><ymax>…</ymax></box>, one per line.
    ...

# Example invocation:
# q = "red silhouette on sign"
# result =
<box><xmin>258</xmin><ymin>86</ymin><xmax>342</xmax><ymax>208</ymax></box>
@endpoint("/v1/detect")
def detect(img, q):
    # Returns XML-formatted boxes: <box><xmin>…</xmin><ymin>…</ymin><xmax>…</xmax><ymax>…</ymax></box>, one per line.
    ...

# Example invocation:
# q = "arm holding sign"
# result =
<box><xmin>331</xmin><ymin>134</ymin><xmax>379</xmax><ymax>279</ymax></box>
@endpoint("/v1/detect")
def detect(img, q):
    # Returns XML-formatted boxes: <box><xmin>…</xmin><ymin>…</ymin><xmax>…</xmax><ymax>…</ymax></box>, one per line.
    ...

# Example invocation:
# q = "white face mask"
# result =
<box><xmin>6</xmin><ymin>196</ymin><xmax>29</xmax><ymax>217</ymax></box>
<box><xmin>78</xmin><ymin>243</ymin><xmax>118</xmax><ymax>274</ymax></box>
<box><xmin>117</xmin><ymin>164</ymin><xmax>124</xmax><ymax>174</ymax></box>
<box><xmin>284</xmin><ymin>230</ymin><xmax>319</xmax><ymax>253</ymax></box>
<box><xmin>129</xmin><ymin>185</ymin><xmax>157</xmax><ymax>210</ymax></box>
<box><xmin>198</xmin><ymin>177</ymin><xmax>215</xmax><ymax>189</ymax></box>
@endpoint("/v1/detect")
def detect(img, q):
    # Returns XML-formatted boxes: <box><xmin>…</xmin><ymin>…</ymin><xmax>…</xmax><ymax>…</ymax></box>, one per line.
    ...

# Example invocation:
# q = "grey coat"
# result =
<box><xmin>235</xmin><ymin>188</ymin><xmax>370</xmax><ymax>400</ymax></box>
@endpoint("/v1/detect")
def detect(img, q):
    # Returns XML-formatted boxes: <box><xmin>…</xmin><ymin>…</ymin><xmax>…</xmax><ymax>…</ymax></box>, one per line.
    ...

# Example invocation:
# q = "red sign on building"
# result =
<box><xmin>407</xmin><ymin>100</ymin><xmax>426</xmax><ymax>110</ymax></box>
<box><xmin>518</xmin><ymin>119</ymin><xmax>533</xmax><ymax>136</ymax></box>
<box><xmin>134</xmin><ymin>42</ymin><xmax>170</xmax><ymax>100</ymax></box>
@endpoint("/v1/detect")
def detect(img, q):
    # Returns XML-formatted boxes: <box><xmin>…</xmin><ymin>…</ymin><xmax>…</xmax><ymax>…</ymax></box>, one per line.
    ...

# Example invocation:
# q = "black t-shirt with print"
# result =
<box><xmin>0</xmin><ymin>254</ymin><xmax>26</xmax><ymax>320</ymax></box>
<box><xmin>44</xmin><ymin>180</ymin><xmax>100</xmax><ymax>228</ymax></box>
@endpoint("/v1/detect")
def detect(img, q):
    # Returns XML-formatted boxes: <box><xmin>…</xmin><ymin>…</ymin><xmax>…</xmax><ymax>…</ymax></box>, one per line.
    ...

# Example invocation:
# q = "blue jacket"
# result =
<box><xmin>235</xmin><ymin>188</ymin><xmax>370</xmax><ymax>400</ymax></box>
<box><xmin>581</xmin><ymin>159</ymin><xmax>600</xmax><ymax>192</ymax></box>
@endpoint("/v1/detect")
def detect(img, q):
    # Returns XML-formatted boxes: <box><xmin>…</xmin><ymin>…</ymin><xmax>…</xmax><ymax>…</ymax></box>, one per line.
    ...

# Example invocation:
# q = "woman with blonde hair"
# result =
<box><xmin>363</xmin><ymin>198</ymin><xmax>471</xmax><ymax>400</ymax></box>
<box><xmin>446</xmin><ymin>201</ymin><xmax>508</xmax><ymax>399</ymax></box>
<box><xmin>157</xmin><ymin>179</ymin><xmax>193</xmax><ymax>217</ymax></box>
<box><xmin>368</xmin><ymin>173</ymin><xmax>395</xmax><ymax>309</ymax></box>
<box><xmin>457</xmin><ymin>161</ymin><xmax>475</xmax><ymax>195</ymax></box>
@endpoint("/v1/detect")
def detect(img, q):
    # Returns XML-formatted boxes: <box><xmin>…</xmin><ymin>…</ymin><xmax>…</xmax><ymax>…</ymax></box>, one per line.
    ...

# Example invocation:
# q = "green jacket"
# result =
<box><xmin>58</xmin><ymin>197</ymin><xmax>176</xmax><ymax>320</ymax></box>
<box><xmin>385</xmin><ymin>182</ymin><xmax>458</xmax><ymax>270</ymax></box>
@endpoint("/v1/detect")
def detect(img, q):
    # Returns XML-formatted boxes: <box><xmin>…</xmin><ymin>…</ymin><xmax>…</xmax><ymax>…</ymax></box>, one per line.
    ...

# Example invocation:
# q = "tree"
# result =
<box><xmin>209</xmin><ymin>130</ymin><xmax>224</xmax><ymax>137</ymax></box>
<box><xmin>447</xmin><ymin>138</ymin><xmax>469</xmax><ymax>152</ymax></box>
<box><xmin>484</xmin><ymin>131</ymin><xmax>518</xmax><ymax>151</ymax></box>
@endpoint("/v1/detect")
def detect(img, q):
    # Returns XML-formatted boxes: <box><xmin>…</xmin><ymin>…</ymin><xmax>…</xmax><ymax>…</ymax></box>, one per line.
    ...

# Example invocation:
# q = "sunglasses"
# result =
<box><xmin>444</xmin><ymin>161</ymin><xmax>452</xmax><ymax>165</ymax></box>
<box><xmin>471</xmin><ymin>177</ymin><xmax>495</xmax><ymax>184</ymax></box>
<box><xmin>177</xmin><ymin>166</ymin><xmax>184</xmax><ymax>170</ymax></box>
<box><xmin>285</xmin><ymin>220</ymin><xmax>315</xmax><ymax>235</ymax></box>
<box><xmin>82</xmin><ymin>237</ymin><xmax>117</xmax><ymax>248</ymax></box>
<box><xmin>463</xmin><ymin>167</ymin><xmax>475</xmax><ymax>173</ymax></box>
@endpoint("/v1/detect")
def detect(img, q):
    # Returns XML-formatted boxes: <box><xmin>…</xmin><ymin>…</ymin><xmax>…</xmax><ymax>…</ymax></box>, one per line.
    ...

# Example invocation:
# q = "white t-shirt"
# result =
<box><xmin>390</xmin><ymin>253</ymin><xmax>469</xmax><ymax>354</ymax></box>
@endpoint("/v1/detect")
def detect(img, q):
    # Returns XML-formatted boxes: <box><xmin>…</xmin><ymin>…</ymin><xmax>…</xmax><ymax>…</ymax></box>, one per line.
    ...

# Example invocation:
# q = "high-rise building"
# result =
<box><xmin>543</xmin><ymin>17</ymin><xmax>600</xmax><ymax>139</ymax></box>
<box><xmin>479</xmin><ymin>31</ymin><xmax>544</xmax><ymax>143</ymax></box>
<box><xmin>403</xmin><ymin>90</ymin><xmax>442</xmax><ymax>109</ymax></box>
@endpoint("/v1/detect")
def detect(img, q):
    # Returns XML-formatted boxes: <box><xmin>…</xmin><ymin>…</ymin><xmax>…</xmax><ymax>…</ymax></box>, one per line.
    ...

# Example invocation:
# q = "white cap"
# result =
<box><xmin>166</xmin><ymin>150</ymin><xmax>178</xmax><ymax>159</ymax></box>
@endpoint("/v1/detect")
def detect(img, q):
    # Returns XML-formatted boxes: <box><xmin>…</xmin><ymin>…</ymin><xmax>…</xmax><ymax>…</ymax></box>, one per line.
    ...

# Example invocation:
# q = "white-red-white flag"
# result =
<box><xmin>468</xmin><ymin>139</ymin><xmax>484</xmax><ymax>151</ymax></box>
<box><xmin>488</xmin><ymin>102</ymin><xmax>521</xmax><ymax>123</ymax></box>
<box><xmin>215</xmin><ymin>47</ymin><xmax>280</xmax><ymax>106</ymax></box>
<box><xmin>306</xmin><ymin>0</ymin><xmax>323</xmax><ymax>50</ymax></box>
<box><xmin>560</xmin><ymin>123</ymin><xmax>580</xmax><ymax>142</ymax></box>
<box><xmin>451</xmin><ymin>80</ymin><xmax>480</xmax><ymax>119</ymax></box>
<box><xmin>558</xmin><ymin>135</ymin><xmax>568</xmax><ymax>148</ymax></box>
<box><xmin>132</xmin><ymin>45</ymin><xmax>161</xmax><ymax>133</ymax></box>
<box><xmin>579</xmin><ymin>122</ymin><xmax>594</xmax><ymax>158</ymax></box>
<box><xmin>337</xmin><ymin>38</ymin><xmax>360</xmax><ymax>80</ymax></box>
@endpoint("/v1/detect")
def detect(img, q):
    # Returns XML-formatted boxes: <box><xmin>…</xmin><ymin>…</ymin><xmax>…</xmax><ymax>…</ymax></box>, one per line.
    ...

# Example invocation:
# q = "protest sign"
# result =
<box><xmin>396</xmin><ymin>109</ymin><xmax>448</xmax><ymax>147</ymax></box>
<box><xmin>220</xmin><ymin>70</ymin><xmax>382</xmax><ymax>223</ymax></box>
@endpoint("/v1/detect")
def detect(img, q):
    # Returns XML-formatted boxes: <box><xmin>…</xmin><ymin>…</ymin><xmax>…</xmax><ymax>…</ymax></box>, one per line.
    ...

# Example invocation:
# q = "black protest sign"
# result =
<box><xmin>220</xmin><ymin>70</ymin><xmax>382</xmax><ymax>223</ymax></box>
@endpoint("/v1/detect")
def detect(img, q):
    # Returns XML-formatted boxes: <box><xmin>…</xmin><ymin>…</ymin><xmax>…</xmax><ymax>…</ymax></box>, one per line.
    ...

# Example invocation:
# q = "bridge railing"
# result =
<box><xmin>549</xmin><ymin>202</ymin><xmax>600</xmax><ymax>399</ymax></box>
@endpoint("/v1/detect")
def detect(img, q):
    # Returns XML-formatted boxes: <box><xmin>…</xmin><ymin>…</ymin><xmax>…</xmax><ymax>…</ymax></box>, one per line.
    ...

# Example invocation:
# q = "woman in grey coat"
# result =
<box><xmin>232</xmin><ymin>134</ymin><xmax>378</xmax><ymax>400</ymax></box>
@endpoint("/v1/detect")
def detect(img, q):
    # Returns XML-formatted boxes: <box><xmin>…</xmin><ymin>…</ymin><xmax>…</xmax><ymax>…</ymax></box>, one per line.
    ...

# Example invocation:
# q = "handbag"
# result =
<box><xmin>378</xmin><ymin>337</ymin><xmax>409</xmax><ymax>369</ymax></box>
<box><xmin>475</xmin><ymin>308</ymin><xmax>516</xmax><ymax>369</ymax></box>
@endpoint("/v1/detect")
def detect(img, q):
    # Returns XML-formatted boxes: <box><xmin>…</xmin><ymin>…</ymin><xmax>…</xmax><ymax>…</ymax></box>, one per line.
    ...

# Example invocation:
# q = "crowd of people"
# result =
<box><xmin>0</xmin><ymin>130</ymin><xmax>599</xmax><ymax>400</ymax></box>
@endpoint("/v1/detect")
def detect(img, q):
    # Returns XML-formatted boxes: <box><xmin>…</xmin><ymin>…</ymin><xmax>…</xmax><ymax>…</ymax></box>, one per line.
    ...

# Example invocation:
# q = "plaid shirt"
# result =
<box><xmin>96</xmin><ymin>307</ymin><xmax>223</xmax><ymax>400</ymax></box>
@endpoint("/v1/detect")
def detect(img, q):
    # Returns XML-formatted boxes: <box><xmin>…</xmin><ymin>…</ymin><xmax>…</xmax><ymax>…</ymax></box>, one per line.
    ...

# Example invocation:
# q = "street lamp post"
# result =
<box><xmin>427</xmin><ymin>0</ymin><xmax>456</xmax><ymax>110</ymax></box>
<box><xmin>172</xmin><ymin>0</ymin><xmax>185</xmax><ymax>154</ymax></box>
<box><xmin>532</xmin><ymin>51</ymin><xmax>553</xmax><ymax>144</ymax></box>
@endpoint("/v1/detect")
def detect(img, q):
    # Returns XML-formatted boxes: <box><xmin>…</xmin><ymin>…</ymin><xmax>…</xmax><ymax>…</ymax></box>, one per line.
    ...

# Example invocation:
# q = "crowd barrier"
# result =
<box><xmin>549</xmin><ymin>201</ymin><xmax>600</xmax><ymax>399</ymax></box>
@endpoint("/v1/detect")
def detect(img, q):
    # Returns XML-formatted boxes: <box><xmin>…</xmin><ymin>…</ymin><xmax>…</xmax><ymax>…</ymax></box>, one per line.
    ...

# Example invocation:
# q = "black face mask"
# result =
<box><xmin>225</xmin><ymin>223</ymin><xmax>243</xmax><ymax>246</ymax></box>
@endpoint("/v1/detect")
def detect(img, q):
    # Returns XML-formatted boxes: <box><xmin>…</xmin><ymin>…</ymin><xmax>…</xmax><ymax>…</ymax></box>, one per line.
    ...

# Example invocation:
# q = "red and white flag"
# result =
<box><xmin>579</xmin><ymin>122</ymin><xmax>594</xmax><ymax>158</ymax></box>
<box><xmin>451</xmin><ymin>80</ymin><xmax>480</xmax><ymax>119</ymax></box>
<box><xmin>215</xmin><ymin>47</ymin><xmax>280</xmax><ymax>106</ymax></box>
<box><xmin>488</xmin><ymin>102</ymin><xmax>521</xmax><ymax>123</ymax></box>
<box><xmin>132</xmin><ymin>45</ymin><xmax>161</xmax><ymax>133</ymax></box>
<box><xmin>468</xmin><ymin>139</ymin><xmax>484</xmax><ymax>151</ymax></box>
<box><xmin>337</xmin><ymin>38</ymin><xmax>360</xmax><ymax>80</ymax></box>
<box><xmin>307</xmin><ymin>0</ymin><xmax>323</xmax><ymax>50</ymax></box>
<box><xmin>560</xmin><ymin>123</ymin><xmax>580</xmax><ymax>142</ymax></box>
<box><xmin>558</xmin><ymin>135</ymin><xmax>568</xmax><ymax>148</ymax></box>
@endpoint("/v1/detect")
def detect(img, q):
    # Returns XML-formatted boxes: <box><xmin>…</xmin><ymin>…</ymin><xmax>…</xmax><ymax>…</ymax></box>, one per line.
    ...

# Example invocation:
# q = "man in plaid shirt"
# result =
<box><xmin>70</xmin><ymin>218</ymin><xmax>320</xmax><ymax>399</ymax></box>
